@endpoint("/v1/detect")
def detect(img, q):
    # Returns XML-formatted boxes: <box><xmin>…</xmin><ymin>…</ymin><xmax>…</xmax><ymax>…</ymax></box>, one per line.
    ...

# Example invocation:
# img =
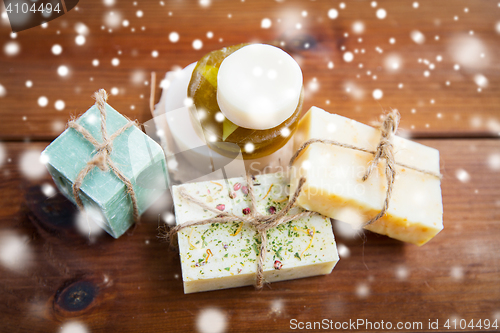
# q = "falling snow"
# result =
<box><xmin>57</xmin><ymin>65</ymin><xmax>69</xmax><ymax>77</ymax></box>
<box><xmin>169</xmin><ymin>32</ymin><xmax>180</xmax><ymax>43</ymax></box>
<box><xmin>104</xmin><ymin>11</ymin><xmax>122</xmax><ymax>28</ymax></box>
<box><xmin>38</xmin><ymin>96</ymin><xmax>48</xmax><ymax>107</ymax></box>
<box><xmin>343</xmin><ymin>52</ymin><xmax>354</xmax><ymax>62</ymax></box>
<box><xmin>215</xmin><ymin>112</ymin><xmax>225</xmax><ymax>122</ymax></box>
<box><xmin>280</xmin><ymin>127</ymin><xmax>291</xmax><ymax>137</ymax></box>
<box><xmin>52</xmin><ymin>44</ymin><xmax>62</xmax><ymax>55</ymax></box>
<box><xmin>41</xmin><ymin>183</ymin><xmax>56</xmax><ymax>197</ymax></box>
<box><xmin>352</xmin><ymin>21</ymin><xmax>365</xmax><ymax>34</ymax></box>
<box><xmin>356</xmin><ymin>283</ymin><xmax>370</xmax><ymax>298</ymax></box>
<box><xmin>449</xmin><ymin>35</ymin><xmax>489</xmax><ymax>69</ymax></box>
<box><xmin>376</xmin><ymin>8</ymin><xmax>387</xmax><ymax>19</ymax></box>
<box><xmin>0</xmin><ymin>232</ymin><xmax>32</xmax><ymax>272</ymax></box>
<box><xmin>54</xmin><ymin>100</ymin><xmax>65</xmax><ymax>111</ymax></box>
<box><xmin>307</xmin><ymin>77</ymin><xmax>319</xmax><ymax>92</ymax></box>
<box><xmin>20</xmin><ymin>149</ymin><xmax>47</xmax><ymax>180</ymax></box>
<box><xmin>193</xmin><ymin>39</ymin><xmax>203</xmax><ymax>50</ymax></box>
<box><xmin>487</xmin><ymin>154</ymin><xmax>500</xmax><ymax>171</ymax></box>
<box><xmin>450</xmin><ymin>266</ymin><xmax>464</xmax><ymax>280</ymax></box>
<box><xmin>244</xmin><ymin>142</ymin><xmax>255</xmax><ymax>153</ymax></box>
<box><xmin>337</xmin><ymin>243</ymin><xmax>350</xmax><ymax>258</ymax></box>
<box><xmin>455</xmin><ymin>169</ymin><xmax>470</xmax><ymax>183</ymax></box>
<box><xmin>395</xmin><ymin>266</ymin><xmax>409</xmax><ymax>280</ymax></box>
<box><xmin>75</xmin><ymin>22</ymin><xmax>89</xmax><ymax>35</ymax></box>
<box><xmin>199</xmin><ymin>0</ymin><xmax>211</xmax><ymax>8</ymax></box>
<box><xmin>0</xmin><ymin>2</ymin><xmax>497</xmax><ymax>320</ymax></box>
<box><xmin>131</xmin><ymin>70</ymin><xmax>146</xmax><ymax>85</ymax></box>
<box><xmin>328</xmin><ymin>9</ymin><xmax>338</xmax><ymax>19</ymax></box>
<box><xmin>75</xmin><ymin>35</ymin><xmax>86</xmax><ymax>45</ymax></box>
<box><xmin>196</xmin><ymin>308</ymin><xmax>227</xmax><ymax>333</ymax></box>
<box><xmin>0</xmin><ymin>143</ymin><xmax>5</xmax><ymax>167</ymax></box>
<box><xmin>384</xmin><ymin>53</ymin><xmax>402</xmax><ymax>72</ymax></box>
<box><xmin>270</xmin><ymin>299</ymin><xmax>284</xmax><ymax>314</ymax></box>
<box><xmin>410</xmin><ymin>30</ymin><xmax>425</xmax><ymax>44</ymax></box>
<box><xmin>75</xmin><ymin>208</ymin><xmax>105</xmax><ymax>239</ymax></box>
<box><xmin>4</xmin><ymin>41</ymin><xmax>20</xmax><ymax>56</ymax></box>
<box><xmin>372</xmin><ymin>89</ymin><xmax>383</xmax><ymax>100</ymax></box>
<box><xmin>333</xmin><ymin>211</ymin><xmax>364</xmax><ymax>239</ymax></box>
<box><xmin>60</xmin><ymin>321</ymin><xmax>88</xmax><ymax>333</ymax></box>
<box><xmin>261</xmin><ymin>18</ymin><xmax>272</xmax><ymax>29</ymax></box>
<box><xmin>473</xmin><ymin>74</ymin><xmax>488</xmax><ymax>88</ymax></box>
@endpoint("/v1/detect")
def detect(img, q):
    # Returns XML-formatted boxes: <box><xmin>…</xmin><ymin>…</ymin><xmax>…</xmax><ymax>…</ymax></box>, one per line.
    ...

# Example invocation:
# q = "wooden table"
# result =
<box><xmin>1</xmin><ymin>1</ymin><xmax>499</xmax><ymax>332</ymax></box>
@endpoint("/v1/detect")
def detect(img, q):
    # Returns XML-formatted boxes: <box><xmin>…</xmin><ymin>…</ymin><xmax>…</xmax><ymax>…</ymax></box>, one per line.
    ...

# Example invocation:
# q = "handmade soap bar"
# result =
<box><xmin>290</xmin><ymin>107</ymin><xmax>443</xmax><ymax>246</ymax></box>
<box><xmin>42</xmin><ymin>101</ymin><xmax>168</xmax><ymax>238</ymax></box>
<box><xmin>217</xmin><ymin>44</ymin><xmax>303</xmax><ymax>130</ymax></box>
<box><xmin>172</xmin><ymin>173</ymin><xmax>339</xmax><ymax>293</ymax></box>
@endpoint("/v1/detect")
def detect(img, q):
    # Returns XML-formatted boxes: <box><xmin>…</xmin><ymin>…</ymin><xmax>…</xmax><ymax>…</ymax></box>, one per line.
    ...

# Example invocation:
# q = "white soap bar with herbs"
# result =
<box><xmin>172</xmin><ymin>173</ymin><xmax>339</xmax><ymax>293</ymax></box>
<box><xmin>217</xmin><ymin>44</ymin><xmax>303</xmax><ymax>130</ymax></box>
<box><xmin>290</xmin><ymin>107</ymin><xmax>443</xmax><ymax>246</ymax></box>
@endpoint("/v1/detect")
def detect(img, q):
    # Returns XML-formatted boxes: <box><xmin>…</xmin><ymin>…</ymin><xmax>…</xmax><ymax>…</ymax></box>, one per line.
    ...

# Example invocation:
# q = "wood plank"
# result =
<box><xmin>0</xmin><ymin>139</ymin><xmax>499</xmax><ymax>332</ymax></box>
<box><xmin>1</xmin><ymin>0</ymin><xmax>499</xmax><ymax>140</ymax></box>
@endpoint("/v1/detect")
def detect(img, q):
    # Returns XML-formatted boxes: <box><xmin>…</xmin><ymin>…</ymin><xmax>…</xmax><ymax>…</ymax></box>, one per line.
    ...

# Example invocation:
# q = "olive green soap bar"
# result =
<box><xmin>42</xmin><ymin>102</ymin><xmax>169</xmax><ymax>238</ymax></box>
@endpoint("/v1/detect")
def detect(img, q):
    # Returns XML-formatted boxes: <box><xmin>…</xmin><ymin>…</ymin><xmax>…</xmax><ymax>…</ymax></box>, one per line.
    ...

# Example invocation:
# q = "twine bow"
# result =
<box><xmin>169</xmin><ymin>109</ymin><xmax>442</xmax><ymax>289</ymax></box>
<box><xmin>68</xmin><ymin>89</ymin><xmax>140</xmax><ymax>223</ymax></box>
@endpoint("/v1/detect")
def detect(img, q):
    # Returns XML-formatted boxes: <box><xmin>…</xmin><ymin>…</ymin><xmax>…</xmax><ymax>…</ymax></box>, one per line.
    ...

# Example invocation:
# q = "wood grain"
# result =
<box><xmin>0</xmin><ymin>0</ymin><xmax>499</xmax><ymax>140</ymax></box>
<box><xmin>0</xmin><ymin>139</ymin><xmax>499</xmax><ymax>332</ymax></box>
<box><xmin>1</xmin><ymin>0</ymin><xmax>499</xmax><ymax>332</ymax></box>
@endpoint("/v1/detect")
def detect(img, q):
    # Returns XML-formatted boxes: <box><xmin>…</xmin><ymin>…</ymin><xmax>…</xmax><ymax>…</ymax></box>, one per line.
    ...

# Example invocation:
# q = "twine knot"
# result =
<box><xmin>88</xmin><ymin>150</ymin><xmax>109</xmax><ymax>172</ymax></box>
<box><xmin>68</xmin><ymin>89</ymin><xmax>141</xmax><ymax>224</ymax></box>
<box><xmin>362</xmin><ymin>110</ymin><xmax>399</xmax><ymax>182</ymax></box>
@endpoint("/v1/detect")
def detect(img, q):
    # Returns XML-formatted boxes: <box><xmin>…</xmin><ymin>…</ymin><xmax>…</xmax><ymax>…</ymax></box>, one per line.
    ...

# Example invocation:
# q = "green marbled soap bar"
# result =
<box><xmin>42</xmin><ymin>102</ymin><xmax>169</xmax><ymax>238</ymax></box>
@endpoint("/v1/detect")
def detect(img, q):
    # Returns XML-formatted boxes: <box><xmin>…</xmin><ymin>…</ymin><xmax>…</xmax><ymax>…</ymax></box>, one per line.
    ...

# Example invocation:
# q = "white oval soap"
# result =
<box><xmin>216</xmin><ymin>44</ymin><xmax>303</xmax><ymax>130</ymax></box>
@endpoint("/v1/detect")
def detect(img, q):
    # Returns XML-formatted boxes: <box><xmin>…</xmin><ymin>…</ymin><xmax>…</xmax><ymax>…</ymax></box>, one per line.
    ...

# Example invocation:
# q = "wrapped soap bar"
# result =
<box><xmin>172</xmin><ymin>172</ymin><xmax>339</xmax><ymax>293</ymax></box>
<box><xmin>290</xmin><ymin>107</ymin><xmax>443</xmax><ymax>246</ymax></box>
<box><xmin>42</xmin><ymin>91</ymin><xmax>168</xmax><ymax>238</ymax></box>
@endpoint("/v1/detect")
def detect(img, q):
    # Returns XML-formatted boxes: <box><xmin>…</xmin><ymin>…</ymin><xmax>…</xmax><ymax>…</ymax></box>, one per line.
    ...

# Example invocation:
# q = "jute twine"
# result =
<box><xmin>168</xmin><ymin>109</ymin><xmax>442</xmax><ymax>289</ymax></box>
<box><xmin>68</xmin><ymin>89</ymin><xmax>140</xmax><ymax>223</ymax></box>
